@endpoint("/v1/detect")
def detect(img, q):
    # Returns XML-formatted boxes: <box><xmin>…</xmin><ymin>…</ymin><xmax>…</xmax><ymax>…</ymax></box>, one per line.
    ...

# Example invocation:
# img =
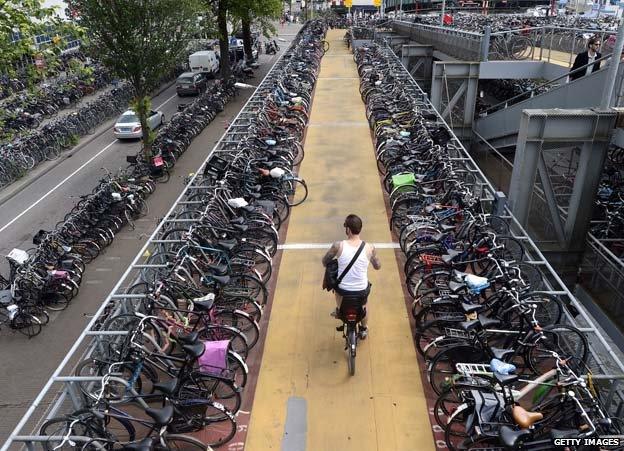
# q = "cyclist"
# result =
<box><xmin>321</xmin><ymin>214</ymin><xmax>381</xmax><ymax>339</ymax></box>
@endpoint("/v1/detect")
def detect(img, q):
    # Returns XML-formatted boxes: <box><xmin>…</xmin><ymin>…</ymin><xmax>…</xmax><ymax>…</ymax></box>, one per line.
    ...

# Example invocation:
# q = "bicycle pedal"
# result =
<box><xmin>336</xmin><ymin>325</ymin><xmax>344</xmax><ymax>332</ymax></box>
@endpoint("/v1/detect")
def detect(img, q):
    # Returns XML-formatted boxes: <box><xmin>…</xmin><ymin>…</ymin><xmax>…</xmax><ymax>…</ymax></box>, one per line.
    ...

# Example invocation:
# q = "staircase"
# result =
<box><xmin>474</xmin><ymin>67</ymin><xmax>617</xmax><ymax>149</ymax></box>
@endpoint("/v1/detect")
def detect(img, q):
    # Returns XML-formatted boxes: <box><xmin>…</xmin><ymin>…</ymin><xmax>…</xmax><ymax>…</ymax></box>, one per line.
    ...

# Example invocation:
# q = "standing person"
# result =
<box><xmin>570</xmin><ymin>37</ymin><xmax>602</xmax><ymax>81</ymax></box>
<box><xmin>322</xmin><ymin>214</ymin><xmax>381</xmax><ymax>339</ymax></box>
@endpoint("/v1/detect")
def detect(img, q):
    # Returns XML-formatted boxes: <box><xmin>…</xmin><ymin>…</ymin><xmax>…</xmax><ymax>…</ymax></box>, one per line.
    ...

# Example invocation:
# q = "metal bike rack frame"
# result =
<box><xmin>1</xmin><ymin>31</ymin><xmax>303</xmax><ymax>451</ymax></box>
<box><xmin>378</xmin><ymin>41</ymin><xmax>624</xmax><ymax>413</ymax></box>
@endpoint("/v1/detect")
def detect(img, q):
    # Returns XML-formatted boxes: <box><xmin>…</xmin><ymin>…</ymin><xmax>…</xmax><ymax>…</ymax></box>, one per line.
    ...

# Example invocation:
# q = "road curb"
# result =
<box><xmin>0</xmin><ymin>80</ymin><xmax>176</xmax><ymax>208</ymax></box>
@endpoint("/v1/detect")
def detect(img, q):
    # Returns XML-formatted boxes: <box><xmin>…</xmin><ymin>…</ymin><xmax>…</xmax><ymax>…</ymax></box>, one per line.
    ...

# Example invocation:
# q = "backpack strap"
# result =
<box><xmin>337</xmin><ymin>241</ymin><xmax>366</xmax><ymax>284</ymax></box>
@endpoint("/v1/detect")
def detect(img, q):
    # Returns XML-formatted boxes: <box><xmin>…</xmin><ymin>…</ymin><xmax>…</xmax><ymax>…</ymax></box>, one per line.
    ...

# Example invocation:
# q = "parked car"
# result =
<box><xmin>113</xmin><ymin>110</ymin><xmax>164</xmax><ymax>139</ymax></box>
<box><xmin>188</xmin><ymin>51</ymin><xmax>219</xmax><ymax>76</ymax></box>
<box><xmin>176</xmin><ymin>72</ymin><xmax>209</xmax><ymax>96</ymax></box>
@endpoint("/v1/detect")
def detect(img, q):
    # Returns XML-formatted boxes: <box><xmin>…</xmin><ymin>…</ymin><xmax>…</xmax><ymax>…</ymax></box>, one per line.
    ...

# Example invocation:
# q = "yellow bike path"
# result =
<box><xmin>244</xmin><ymin>30</ymin><xmax>436</xmax><ymax>451</ymax></box>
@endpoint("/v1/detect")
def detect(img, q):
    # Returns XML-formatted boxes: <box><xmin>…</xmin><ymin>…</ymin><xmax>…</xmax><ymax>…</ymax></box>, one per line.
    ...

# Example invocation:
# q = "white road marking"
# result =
<box><xmin>278</xmin><ymin>243</ymin><xmax>399</xmax><ymax>250</ymax></box>
<box><xmin>0</xmin><ymin>92</ymin><xmax>177</xmax><ymax>234</ymax></box>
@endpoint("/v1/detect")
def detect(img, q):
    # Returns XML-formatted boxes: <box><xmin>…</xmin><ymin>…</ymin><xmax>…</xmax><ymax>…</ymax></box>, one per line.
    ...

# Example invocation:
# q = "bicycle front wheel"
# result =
<box><xmin>281</xmin><ymin>177</ymin><xmax>308</xmax><ymax>207</ymax></box>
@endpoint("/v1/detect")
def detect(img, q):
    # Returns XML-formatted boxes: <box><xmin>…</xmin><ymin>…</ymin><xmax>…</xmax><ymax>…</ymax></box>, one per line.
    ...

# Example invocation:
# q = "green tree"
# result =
<box><xmin>230</xmin><ymin>0</ymin><xmax>281</xmax><ymax>62</ymax></box>
<box><xmin>73</xmin><ymin>0</ymin><xmax>200</xmax><ymax>158</ymax></box>
<box><xmin>0</xmin><ymin>0</ymin><xmax>82</xmax><ymax>78</ymax></box>
<box><xmin>205</xmin><ymin>0</ymin><xmax>281</xmax><ymax>79</ymax></box>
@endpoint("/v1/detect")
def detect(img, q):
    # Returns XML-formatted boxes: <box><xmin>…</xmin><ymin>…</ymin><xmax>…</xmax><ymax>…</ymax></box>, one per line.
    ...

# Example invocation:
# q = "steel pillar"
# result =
<box><xmin>431</xmin><ymin>61</ymin><xmax>480</xmax><ymax>137</ymax></box>
<box><xmin>387</xmin><ymin>35</ymin><xmax>410</xmax><ymax>54</ymax></box>
<box><xmin>509</xmin><ymin>109</ymin><xmax>618</xmax><ymax>252</ymax></box>
<box><xmin>400</xmin><ymin>44</ymin><xmax>433</xmax><ymax>89</ymax></box>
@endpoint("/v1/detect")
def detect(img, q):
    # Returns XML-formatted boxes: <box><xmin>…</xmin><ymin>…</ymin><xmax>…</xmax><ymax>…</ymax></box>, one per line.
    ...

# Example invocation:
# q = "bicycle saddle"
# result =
<box><xmin>230</xmin><ymin>216</ymin><xmax>245</xmax><ymax>224</ymax></box>
<box><xmin>207</xmin><ymin>262</ymin><xmax>228</xmax><ymax>276</ymax></box>
<box><xmin>232</xmin><ymin>223</ymin><xmax>249</xmax><ymax>231</ymax></box>
<box><xmin>550</xmin><ymin>429</ymin><xmax>580</xmax><ymax>440</ymax></box>
<box><xmin>217</xmin><ymin>239</ymin><xmax>237</xmax><ymax>251</ymax></box>
<box><xmin>512</xmin><ymin>406</ymin><xmax>543</xmax><ymax>429</ymax></box>
<box><xmin>460</xmin><ymin>319</ymin><xmax>480</xmax><ymax>332</ymax></box>
<box><xmin>145</xmin><ymin>405</ymin><xmax>174</xmax><ymax>426</ymax></box>
<box><xmin>178</xmin><ymin>331</ymin><xmax>199</xmax><ymax>344</ymax></box>
<box><xmin>500</xmin><ymin>425</ymin><xmax>531</xmax><ymax>448</ymax></box>
<box><xmin>461</xmin><ymin>302</ymin><xmax>482</xmax><ymax>314</ymax></box>
<box><xmin>493</xmin><ymin>372</ymin><xmax>518</xmax><ymax>386</ymax></box>
<box><xmin>153</xmin><ymin>378</ymin><xmax>178</xmax><ymax>396</ymax></box>
<box><xmin>448</xmin><ymin>281</ymin><xmax>465</xmax><ymax>293</ymax></box>
<box><xmin>193</xmin><ymin>297</ymin><xmax>216</xmax><ymax>311</ymax></box>
<box><xmin>491</xmin><ymin>347</ymin><xmax>514</xmax><ymax>360</ymax></box>
<box><xmin>182</xmin><ymin>342</ymin><xmax>205</xmax><ymax>359</ymax></box>
<box><xmin>123</xmin><ymin>437</ymin><xmax>154</xmax><ymax>451</ymax></box>
<box><xmin>0</xmin><ymin>290</ymin><xmax>13</xmax><ymax>305</ymax></box>
<box><xmin>478</xmin><ymin>315</ymin><xmax>500</xmax><ymax>329</ymax></box>
<box><xmin>210</xmin><ymin>274</ymin><xmax>230</xmax><ymax>285</ymax></box>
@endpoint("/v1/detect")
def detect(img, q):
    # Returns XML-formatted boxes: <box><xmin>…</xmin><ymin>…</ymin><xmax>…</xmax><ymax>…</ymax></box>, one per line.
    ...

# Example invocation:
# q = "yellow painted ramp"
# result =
<box><xmin>245</xmin><ymin>30</ymin><xmax>436</xmax><ymax>451</ymax></box>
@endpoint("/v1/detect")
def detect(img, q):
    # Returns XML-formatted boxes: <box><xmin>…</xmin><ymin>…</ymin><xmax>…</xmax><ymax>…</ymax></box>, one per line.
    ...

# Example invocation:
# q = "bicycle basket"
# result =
<box><xmin>198</xmin><ymin>340</ymin><xmax>231</xmax><ymax>378</ymax></box>
<box><xmin>391</xmin><ymin>172</ymin><xmax>416</xmax><ymax>189</ymax></box>
<box><xmin>179</xmin><ymin>398</ymin><xmax>210</xmax><ymax>416</ymax></box>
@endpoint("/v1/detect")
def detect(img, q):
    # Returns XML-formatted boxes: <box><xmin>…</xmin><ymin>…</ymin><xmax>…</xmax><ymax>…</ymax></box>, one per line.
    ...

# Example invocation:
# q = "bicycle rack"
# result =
<box><xmin>1</xmin><ymin>25</ymin><xmax>327</xmax><ymax>451</ymax></box>
<box><xmin>376</xmin><ymin>39</ymin><xmax>624</xmax><ymax>415</ymax></box>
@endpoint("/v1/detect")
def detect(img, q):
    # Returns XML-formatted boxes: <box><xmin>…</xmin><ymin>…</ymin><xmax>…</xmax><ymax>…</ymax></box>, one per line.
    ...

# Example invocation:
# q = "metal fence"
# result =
<box><xmin>390</xmin><ymin>20</ymin><xmax>617</xmax><ymax>68</ymax></box>
<box><xmin>392</xmin><ymin>20</ymin><xmax>485</xmax><ymax>60</ymax></box>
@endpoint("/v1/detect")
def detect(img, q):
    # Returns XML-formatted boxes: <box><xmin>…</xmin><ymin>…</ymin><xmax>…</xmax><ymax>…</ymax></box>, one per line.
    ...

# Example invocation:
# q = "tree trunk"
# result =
<box><xmin>133</xmin><ymin>93</ymin><xmax>152</xmax><ymax>161</ymax></box>
<box><xmin>241</xmin><ymin>16</ymin><xmax>254</xmax><ymax>62</ymax></box>
<box><xmin>217</xmin><ymin>0</ymin><xmax>230</xmax><ymax>79</ymax></box>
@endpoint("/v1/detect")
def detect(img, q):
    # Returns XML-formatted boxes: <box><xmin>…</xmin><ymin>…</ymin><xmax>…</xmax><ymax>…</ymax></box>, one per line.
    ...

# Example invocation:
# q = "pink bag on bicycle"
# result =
<box><xmin>198</xmin><ymin>340</ymin><xmax>229</xmax><ymax>376</ymax></box>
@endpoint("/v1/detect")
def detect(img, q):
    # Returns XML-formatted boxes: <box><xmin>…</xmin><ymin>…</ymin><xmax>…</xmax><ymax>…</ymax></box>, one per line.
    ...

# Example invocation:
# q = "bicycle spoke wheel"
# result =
<box><xmin>163</xmin><ymin>433</ymin><xmax>210</xmax><ymax>450</ymax></box>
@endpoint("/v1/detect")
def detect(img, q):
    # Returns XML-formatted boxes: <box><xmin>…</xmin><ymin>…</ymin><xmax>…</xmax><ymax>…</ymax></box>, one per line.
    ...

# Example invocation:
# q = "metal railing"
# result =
<box><xmin>0</xmin><ymin>34</ymin><xmax>299</xmax><ymax>451</ymax></box>
<box><xmin>481</xmin><ymin>52</ymin><xmax>614</xmax><ymax>115</ymax></box>
<box><xmin>392</xmin><ymin>20</ymin><xmax>485</xmax><ymax>61</ymax></box>
<box><xmin>390</xmin><ymin>20</ymin><xmax>617</xmax><ymax>66</ymax></box>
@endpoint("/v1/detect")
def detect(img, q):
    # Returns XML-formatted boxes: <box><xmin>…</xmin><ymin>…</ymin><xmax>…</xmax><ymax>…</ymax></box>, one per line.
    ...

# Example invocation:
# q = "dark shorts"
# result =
<box><xmin>336</xmin><ymin>282</ymin><xmax>372</xmax><ymax>305</ymax></box>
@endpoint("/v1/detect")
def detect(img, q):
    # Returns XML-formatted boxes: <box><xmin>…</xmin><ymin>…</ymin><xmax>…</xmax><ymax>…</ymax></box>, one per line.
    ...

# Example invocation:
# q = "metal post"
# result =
<box><xmin>600</xmin><ymin>19</ymin><xmax>624</xmax><ymax>109</ymax></box>
<box><xmin>508</xmin><ymin>113</ymin><xmax>542</xmax><ymax>227</ymax></box>
<box><xmin>539</xmin><ymin>27</ymin><xmax>545</xmax><ymax>61</ymax></box>
<box><xmin>481</xmin><ymin>26</ymin><xmax>491</xmax><ymax>62</ymax></box>
<box><xmin>565</xmin><ymin>140</ymin><xmax>611</xmax><ymax>248</ymax></box>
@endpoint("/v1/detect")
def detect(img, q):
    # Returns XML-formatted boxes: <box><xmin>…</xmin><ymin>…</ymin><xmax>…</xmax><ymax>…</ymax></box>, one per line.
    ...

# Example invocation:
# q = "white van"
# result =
<box><xmin>189</xmin><ymin>50</ymin><xmax>219</xmax><ymax>76</ymax></box>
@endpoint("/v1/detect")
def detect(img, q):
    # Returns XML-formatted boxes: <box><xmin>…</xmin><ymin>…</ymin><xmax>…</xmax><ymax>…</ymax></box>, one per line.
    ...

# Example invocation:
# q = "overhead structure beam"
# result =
<box><xmin>430</xmin><ymin>61</ymin><xmax>480</xmax><ymax>134</ymax></box>
<box><xmin>400</xmin><ymin>44</ymin><xmax>433</xmax><ymax>88</ymax></box>
<box><xmin>509</xmin><ymin>108</ymin><xmax>618</xmax><ymax>252</ymax></box>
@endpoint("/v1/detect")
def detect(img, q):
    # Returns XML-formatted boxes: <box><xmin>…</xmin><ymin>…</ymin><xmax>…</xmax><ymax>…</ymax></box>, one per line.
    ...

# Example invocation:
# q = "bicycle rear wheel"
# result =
<box><xmin>347</xmin><ymin>328</ymin><xmax>356</xmax><ymax>376</ymax></box>
<box><xmin>164</xmin><ymin>433</ymin><xmax>212</xmax><ymax>450</ymax></box>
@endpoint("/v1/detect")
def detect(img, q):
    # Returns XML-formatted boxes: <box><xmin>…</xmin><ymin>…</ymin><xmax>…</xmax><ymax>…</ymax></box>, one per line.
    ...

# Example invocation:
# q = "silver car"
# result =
<box><xmin>113</xmin><ymin>110</ymin><xmax>165</xmax><ymax>139</ymax></box>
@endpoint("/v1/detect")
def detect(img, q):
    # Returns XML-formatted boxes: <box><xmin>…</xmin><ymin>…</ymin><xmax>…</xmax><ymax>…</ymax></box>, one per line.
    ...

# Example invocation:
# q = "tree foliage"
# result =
<box><xmin>0</xmin><ymin>0</ymin><xmax>82</xmax><ymax>77</ymax></box>
<box><xmin>230</xmin><ymin>0</ymin><xmax>281</xmax><ymax>60</ymax></box>
<box><xmin>204</xmin><ymin>0</ymin><xmax>282</xmax><ymax>78</ymax></box>
<box><xmin>74</xmin><ymin>0</ymin><xmax>201</xmax><ymax>157</ymax></box>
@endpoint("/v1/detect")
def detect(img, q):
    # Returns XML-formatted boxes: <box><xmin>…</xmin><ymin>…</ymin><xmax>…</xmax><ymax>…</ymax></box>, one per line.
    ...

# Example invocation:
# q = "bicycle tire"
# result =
<box><xmin>178</xmin><ymin>372</ymin><xmax>242</xmax><ymax>416</ymax></box>
<box><xmin>527</xmin><ymin>324</ymin><xmax>588</xmax><ymax>374</ymax></box>
<box><xmin>214</xmin><ymin>309</ymin><xmax>260</xmax><ymax>349</ymax></box>
<box><xmin>428</xmin><ymin>344</ymin><xmax>487</xmax><ymax>396</ymax></box>
<box><xmin>39</xmin><ymin>409</ymin><xmax>135</xmax><ymax>449</ymax></box>
<box><xmin>12</xmin><ymin>312</ymin><xmax>42</xmax><ymax>338</ymax></box>
<box><xmin>163</xmin><ymin>433</ymin><xmax>212</xmax><ymax>451</ymax></box>
<box><xmin>281</xmin><ymin>177</ymin><xmax>308</xmax><ymax>207</ymax></box>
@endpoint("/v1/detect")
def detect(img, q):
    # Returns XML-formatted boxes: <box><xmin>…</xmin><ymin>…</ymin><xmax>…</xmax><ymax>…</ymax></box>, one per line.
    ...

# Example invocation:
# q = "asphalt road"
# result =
<box><xmin>0</xmin><ymin>22</ymin><xmax>302</xmax><ymax>444</ymax></box>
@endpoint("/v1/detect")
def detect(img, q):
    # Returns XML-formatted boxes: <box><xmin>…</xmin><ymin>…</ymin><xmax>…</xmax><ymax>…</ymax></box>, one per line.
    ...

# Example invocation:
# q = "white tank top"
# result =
<box><xmin>337</xmin><ymin>240</ymin><xmax>370</xmax><ymax>291</ymax></box>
